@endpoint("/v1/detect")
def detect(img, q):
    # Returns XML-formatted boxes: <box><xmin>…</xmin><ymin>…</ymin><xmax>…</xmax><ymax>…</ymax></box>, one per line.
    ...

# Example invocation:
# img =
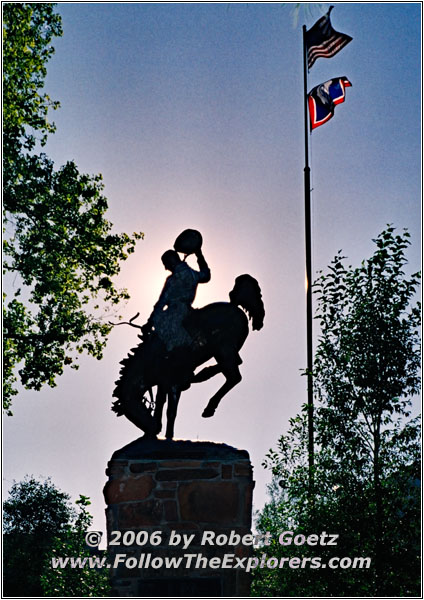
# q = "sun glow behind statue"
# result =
<box><xmin>3</xmin><ymin>2</ymin><xmax>421</xmax><ymax>541</ymax></box>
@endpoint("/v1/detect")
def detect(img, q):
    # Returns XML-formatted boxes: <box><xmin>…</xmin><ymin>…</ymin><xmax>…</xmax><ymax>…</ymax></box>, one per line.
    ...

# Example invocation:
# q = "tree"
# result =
<box><xmin>253</xmin><ymin>227</ymin><xmax>421</xmax><ymax>597</ymax></box>
<box><xmin>312</xmin><ymin>225</ymin><xmax>420</xmax><ymax>589</ymax></box>
<box><xmin>3</xmin><ymin>477</ymin><xmax>110</xmax><ymax>597</ymax></box>
<box><xmin>3</xmin><ymin>476</ymin><xmax>75</xmax><ymax>596</ymax></box>
<box><xmin>40</xmin><ymin>496</ymin><xmax>110</xmax><ymax>597</ymax></box>
<box><xmin>3</xmin><ymin>3</ymin><xmax>142</xmax><ymax>412</ymax></box>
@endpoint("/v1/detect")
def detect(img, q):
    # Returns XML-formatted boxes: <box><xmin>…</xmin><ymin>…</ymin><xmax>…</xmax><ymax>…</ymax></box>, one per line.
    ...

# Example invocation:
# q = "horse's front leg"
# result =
<box><xmin>202</xmin><ymin>364</ymin><xmax>242</xmax><ymax>418</ymax></box>
<box><xmin>165</xmin><ymin>386</ymin><xmax>181</xmax><ymax>440</ymax></box>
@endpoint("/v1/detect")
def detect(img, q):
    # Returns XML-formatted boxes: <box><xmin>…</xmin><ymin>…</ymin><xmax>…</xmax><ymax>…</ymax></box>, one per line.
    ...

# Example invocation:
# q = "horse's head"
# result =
<box><xmin>229</xmin><ymin>274</ymin><xmax>265</xmax><ymax>331</ymax></box>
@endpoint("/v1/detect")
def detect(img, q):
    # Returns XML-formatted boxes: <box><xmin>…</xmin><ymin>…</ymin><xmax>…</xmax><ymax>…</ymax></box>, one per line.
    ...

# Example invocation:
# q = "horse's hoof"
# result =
<box><xmin>202</xmin><ymin>406</ymin><xmax>215</xmax><ymax>418</ymax></box>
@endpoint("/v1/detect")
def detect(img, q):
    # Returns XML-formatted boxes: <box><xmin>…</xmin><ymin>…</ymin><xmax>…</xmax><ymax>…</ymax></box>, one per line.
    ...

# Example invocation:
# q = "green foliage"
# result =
<box><xmin>314</xmin><ymin>226</ymin><xmax>420</xmax><ymax>423</ymax></box>
<box><xmin>3</xmin><ymin>476</ymin><xmax>74</xmax><ymax>596</ymax></box>
<box><xmin>40</xmin><ymin>496</ymin><xmax>111</xmax><ymax>597</ymax></box>
<box><xmin>3</xmin><ymin>3</ymin><xmax>143</xmax><ymax>411</ymax></box>
<box><xmin>253</xmin><ymin>227</ymin><xmax>421</xmax><ymax>597</ymax></box>
<box><xmin>3</xmin><ymin>2</ymin><xmax>62</xmax><ymax>155</ymax></box>
<box><xmin>3</xmin><ymin>477</ymin><xmax>110</xmax><ymax>597</ymax></box>
<box><xmin>3</xmin><ymin>475</ymin><xmax>74</xmax><ymax>535</ymax></box>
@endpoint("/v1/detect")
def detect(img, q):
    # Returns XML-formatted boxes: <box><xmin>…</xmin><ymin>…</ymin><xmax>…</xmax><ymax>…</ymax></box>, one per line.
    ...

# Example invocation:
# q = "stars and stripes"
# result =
<box><xmin>308</xmin><ymin>77</ymin><xmax>352</xmax><ymax>130</ymax></box>
<box><xmin>305</xmin><ymin>6</ymin><xmax>352</xmax><ymax>69</ymax></box>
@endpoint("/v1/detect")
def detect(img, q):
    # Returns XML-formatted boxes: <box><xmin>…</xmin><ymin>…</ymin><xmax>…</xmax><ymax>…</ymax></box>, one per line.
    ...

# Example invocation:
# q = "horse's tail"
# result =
<box><xmin>112</xmin><ymin>340</ymin><xmax>157</xmax><ymax>433</ymax></box>
<box><xmin>230</xmin><ymin>274</ymin><xmax>265</xmax><ymax>331</ymax></box>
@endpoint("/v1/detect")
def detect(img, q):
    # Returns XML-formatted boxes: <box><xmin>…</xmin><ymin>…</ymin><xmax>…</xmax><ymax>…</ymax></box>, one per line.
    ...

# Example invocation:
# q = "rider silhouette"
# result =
<box><xmin>143</xmin><ymin>247</ymin><xmax>211</xmax><ymax>352</ymax></box>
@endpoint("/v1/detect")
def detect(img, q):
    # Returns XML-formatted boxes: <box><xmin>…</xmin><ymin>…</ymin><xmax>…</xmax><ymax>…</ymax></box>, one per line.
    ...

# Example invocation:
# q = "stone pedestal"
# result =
<box><xmin>104</xmin><ymin>438</ymin><xmax>255</xmax><ymax>597</ymax></box>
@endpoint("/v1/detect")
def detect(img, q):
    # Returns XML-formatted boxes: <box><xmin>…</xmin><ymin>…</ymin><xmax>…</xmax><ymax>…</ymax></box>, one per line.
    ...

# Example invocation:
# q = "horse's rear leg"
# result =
<box><xmin>194</xmin><ymin>354</ymin><xmax>242</xmax><ymax>384</ymax></box>
<box><xmin>165</xmin><ymin>387</ymin><xmax>181</xmax><ymax>440</ymax></box>
<box><xmin>153</xmin><ymin>386</ymin><xmax>167</xmax><ymax>435</ymax></box>
<box><xmin>192</xmin><ymin>363</ymin><xmax>221</xmax><ymax>383</ymax></box>
<box><xmin>202</xmin><ymin>364</ymin><xmax>242</xmax><ymax>418</ymax></box>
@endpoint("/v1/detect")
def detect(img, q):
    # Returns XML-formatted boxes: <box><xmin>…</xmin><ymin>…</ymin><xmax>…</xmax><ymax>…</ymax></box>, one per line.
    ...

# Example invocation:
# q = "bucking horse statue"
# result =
<box><xmin>112</xmin><ymin>231</ymin><xmax>265</xmax><ymax>440</ymax></box>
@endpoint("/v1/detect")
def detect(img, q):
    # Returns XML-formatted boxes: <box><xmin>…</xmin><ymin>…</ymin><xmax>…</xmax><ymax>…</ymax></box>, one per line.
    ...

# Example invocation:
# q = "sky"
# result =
<box><xmin>3</xmin><ymin>2</ymin><xmax>421</xmax><ymax>542</ymax></box>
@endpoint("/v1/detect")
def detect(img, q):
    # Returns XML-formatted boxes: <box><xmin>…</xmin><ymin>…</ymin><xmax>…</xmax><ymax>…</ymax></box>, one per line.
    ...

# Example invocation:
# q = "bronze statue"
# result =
<box><xmin>142</xmin><ymin>245</ymin><xmax>210</xmax><ymax>352</ymax></box>
<box><xmin>112</xmin><ymin>230</ymin><xmax>264</xmax><ymax>439</ymax></box>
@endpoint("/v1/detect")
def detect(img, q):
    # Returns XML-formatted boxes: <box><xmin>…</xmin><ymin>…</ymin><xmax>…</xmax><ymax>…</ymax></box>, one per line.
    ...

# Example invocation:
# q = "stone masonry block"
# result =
<box><xmin>155</xmin><ymin>468</ymin><xmax>219</xmax><ymax>481</ymax></box>
<box><xmin>129</xmin><ymin>462</ymin><xmax>157</xmax><ymax>474</ymax></box>
<box><xmin>234</xmin><ymin>462</ymin><xmax>252</xmax><ymax>478</ymax></box>
<box><xmin>178</xmin><ymin>481</ymin><xmax>239</xmax><ymax>524</ymax></box>
<box><xmin>221</xmin><ymin>464</ymin><xmax>233</xmax><ymax>479</ymax></box>
<box><xmin>104</xmin><ymin>475</ymin><xmax>154</xmax><ymax>504</ymax></box>
<box><xmin>117</xmin><ymin>499</ymin><xmax>163</xmax><ymax>528</ymax></box>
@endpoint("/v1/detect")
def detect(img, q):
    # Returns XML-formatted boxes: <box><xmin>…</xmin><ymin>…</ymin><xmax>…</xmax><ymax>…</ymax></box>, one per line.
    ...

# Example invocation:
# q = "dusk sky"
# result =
<box><xmin>3</xmin><ymin>2</ymin><xmax>421</xmax><ymax>541</ymax></box>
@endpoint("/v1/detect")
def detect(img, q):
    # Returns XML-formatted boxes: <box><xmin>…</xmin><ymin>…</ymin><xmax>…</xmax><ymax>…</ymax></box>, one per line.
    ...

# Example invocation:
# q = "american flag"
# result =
<box><xmin>305</xmin><ymin>7</ymin><xmax>352</xmax><ymax>69</ymax></box>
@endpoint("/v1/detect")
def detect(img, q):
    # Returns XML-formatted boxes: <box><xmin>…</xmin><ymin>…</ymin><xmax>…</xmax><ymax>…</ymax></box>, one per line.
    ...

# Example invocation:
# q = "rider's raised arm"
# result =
<box><xmin>195</xmin><ymin>249</ymin><xmax>211</xmax><ymax>283</ymax></box>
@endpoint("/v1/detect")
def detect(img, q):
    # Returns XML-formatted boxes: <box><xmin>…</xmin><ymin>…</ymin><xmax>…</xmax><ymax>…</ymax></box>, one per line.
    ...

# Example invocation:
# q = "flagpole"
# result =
<box><xmin>303</xmin><ymin>24</ymin><xmax>314</xmax><ymax>499</ymax></box>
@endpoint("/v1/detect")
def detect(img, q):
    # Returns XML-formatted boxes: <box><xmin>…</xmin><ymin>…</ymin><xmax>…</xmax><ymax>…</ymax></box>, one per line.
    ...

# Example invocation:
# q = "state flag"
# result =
<box><xmin>308</xmin><ymin>77</ymin><xmax>352</xmax><ymax>130</ymax></box>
